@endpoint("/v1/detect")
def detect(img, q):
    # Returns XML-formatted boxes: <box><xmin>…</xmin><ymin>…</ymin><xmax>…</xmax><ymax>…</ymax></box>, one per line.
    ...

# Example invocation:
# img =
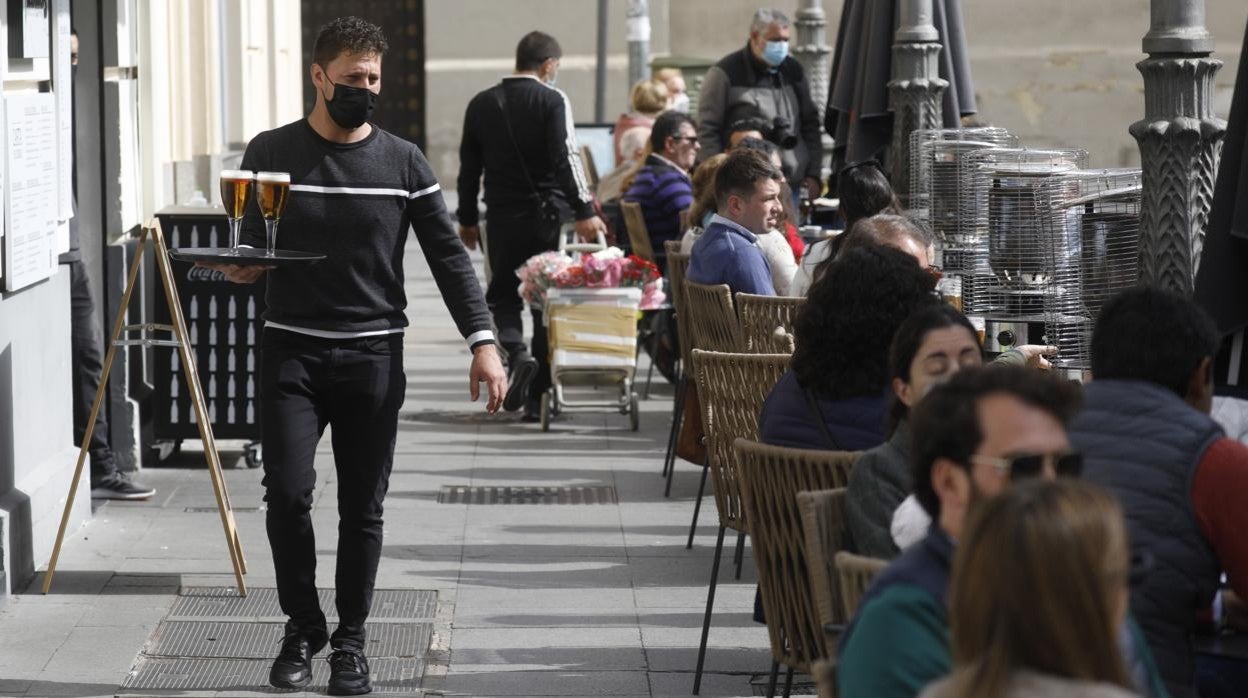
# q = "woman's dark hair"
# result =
<box><xmin>515</xmin><ymin>31</ymin><xmax>562</xmax><ymax>71</ymax></box>
<box><xmin>886</xmin><ymin>304</ymin><xmax>981</xmax><ymax>431</ymax></box>
<box><xmin>837</xmin><ymin>160</ymin><xmax>901</xmax><ymax>228</ymax></box>
<box><xmin>312</xmin><ymin>16</ymin><xmax>389</xmax><ymax>66</ymax></box>
<box><xmin>792</xmin><ymin>245</ymin><xmax>939</xmax><ymax>400</ymax></box>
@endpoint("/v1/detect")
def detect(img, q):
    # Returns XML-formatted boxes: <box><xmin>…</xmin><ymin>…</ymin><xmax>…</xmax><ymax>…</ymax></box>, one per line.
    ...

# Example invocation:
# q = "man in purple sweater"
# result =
<box><xmin>623</xmin><ymin>110</ymin><xmax>697</xmax><ymax>271</ymax></box>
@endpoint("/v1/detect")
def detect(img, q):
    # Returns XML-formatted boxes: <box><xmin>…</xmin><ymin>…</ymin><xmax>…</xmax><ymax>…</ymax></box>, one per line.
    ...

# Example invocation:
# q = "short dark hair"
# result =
<box><xmin>911</xmin><ymin>365</ymin><xmax>1084</xmax><ymax>519</ymax></box>
<box><xmin>651</xmin><ymin>110</ymin><xmax>695</xmax><ymax>153</ymax></box>
<box><xmin>794</xmin><ymin>245</ymin><xmax>940</xmax><ymax>400</ymax></box>
<box><xmin>887</xmin><ymin>304</ymin><xmax>981</xmax><ymax>430</ymax></box>
<box><xmin>516</xmin><ymin>31</ymin><xmax>562</xmax><ymax>72</ymax></box>
<box><xmin>728</xmin><ymin>115</ymin><xmax>770</xmax><ymax>137</ymax></box>
<box><xmin>312</xmin><ymin>17</ymin><xmax>389</xmax><ymax>67</ymax></box>
<box><xmin>735</xmin><ymin>136</ymin><xmax>779</xmax><ymax>159</ymax></box>
<box><xmin>713</xmin><ymin>148</ymin><xmax>782</xmax><ymax>210</ymax></box>
<box><xmin>837</xmin><ymin>160</ymin><xmax>901</xmax><ymax>228</ymax></box>
<box><xmin>1091</xmin><ymin>286</ymin><xmax>1219</xmax><ymax>397</ymax></box>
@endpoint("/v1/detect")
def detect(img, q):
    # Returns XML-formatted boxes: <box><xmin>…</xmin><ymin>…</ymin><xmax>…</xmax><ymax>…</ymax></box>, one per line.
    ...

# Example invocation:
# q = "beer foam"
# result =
<box><xmin>256</xmin><ymin>172</ymin><xmax>291</xmax><ymax>183</ymax></box>
<box><xmin>220</xmin><ymin>169</ymin><xmax>254</xmax><ymax>179</ymax></box>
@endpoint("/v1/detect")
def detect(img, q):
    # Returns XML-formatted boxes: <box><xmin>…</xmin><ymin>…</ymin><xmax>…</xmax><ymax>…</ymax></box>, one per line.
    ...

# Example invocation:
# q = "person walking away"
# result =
<box><xmin>456</xmin><ymin>30</ymin><xmax>608</xmax><ymax>421</ymax></box>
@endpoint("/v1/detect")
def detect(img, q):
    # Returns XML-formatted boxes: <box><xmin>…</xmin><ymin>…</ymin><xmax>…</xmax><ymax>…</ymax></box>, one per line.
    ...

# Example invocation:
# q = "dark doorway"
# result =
<box><xmin>300</xmin><ymin>0</ymin><xmax>426</xmax><ymax>150</ymax></box>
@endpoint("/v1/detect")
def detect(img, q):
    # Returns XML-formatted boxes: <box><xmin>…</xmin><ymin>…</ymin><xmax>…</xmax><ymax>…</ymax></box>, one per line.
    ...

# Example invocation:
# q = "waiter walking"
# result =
<box><xmin>456</xmin><ymin>30</ymin><xmax>607</xmax><ymax>421</ymax></box>
<box><xmin>208</xmin><ymin>17</ymin><xmax>506</xmax><ymax>695</ymax></box>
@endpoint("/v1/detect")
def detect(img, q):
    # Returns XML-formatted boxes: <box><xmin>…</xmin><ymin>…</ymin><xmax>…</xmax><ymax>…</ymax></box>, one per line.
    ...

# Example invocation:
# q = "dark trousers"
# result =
<box><xmin>259</xmin><ymin>328</ymin><xmax>405</xmax><ymax>649</ymax></box>
<box><xmin>67</xmin><ymin>259</ymin><xmax>117</xmax><ymax>480</ymax></box>
<box><xmin>484</xmin><ymin>209</ymin><xmax>559</xmax><ymax>400</ymax></box>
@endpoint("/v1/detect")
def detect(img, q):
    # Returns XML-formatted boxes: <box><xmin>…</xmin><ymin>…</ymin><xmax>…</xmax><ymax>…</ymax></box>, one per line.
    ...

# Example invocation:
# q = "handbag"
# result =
<box><xmin>493</xmin><ymin>86</ymin><xmax>562</xmax><ymax>228</ymax></box>
<box><xmin>676</xmin><ymin>382</ymin><xmax>707</xmax><ymax>463</ymax></box>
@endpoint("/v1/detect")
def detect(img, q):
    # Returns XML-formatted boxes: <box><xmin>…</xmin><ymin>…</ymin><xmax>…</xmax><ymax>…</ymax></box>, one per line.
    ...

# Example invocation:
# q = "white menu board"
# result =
<box><xmin>3</xmin><ymin>93</ymin><xmax>59</xmax><ymax>292</ymax></box>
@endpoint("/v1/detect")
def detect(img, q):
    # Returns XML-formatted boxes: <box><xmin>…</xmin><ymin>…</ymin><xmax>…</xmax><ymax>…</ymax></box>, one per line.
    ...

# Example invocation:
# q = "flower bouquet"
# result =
<box><xmin>516</xmin><ymin>247</ymin><xmax>666</xmax><ymax>310</ymax></box>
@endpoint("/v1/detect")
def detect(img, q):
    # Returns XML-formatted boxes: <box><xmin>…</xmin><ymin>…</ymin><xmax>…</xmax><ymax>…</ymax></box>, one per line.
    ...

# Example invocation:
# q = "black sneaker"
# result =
<box><xmin>503</xmin><ymin>354</ymin><xmax>539</xmax><ymax>412</ymax></box>
<box><xmin>327</xmin><ymin>647</ymin><xmax>371</xmax><ymax>696</ymax></box>
<box><xmin>90</xmin><ymin>473</ymin><xmax>156</xmax><ymax>500</ymax></box>
<box><xmin>269</xmin><ymin>625</ymin><xmax>328</xmax><ymax>689</ymax></box>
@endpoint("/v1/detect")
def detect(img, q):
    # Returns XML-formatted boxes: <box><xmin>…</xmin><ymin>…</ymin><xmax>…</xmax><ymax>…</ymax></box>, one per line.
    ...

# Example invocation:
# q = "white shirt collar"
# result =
<box><xmin>650</xmin><ymin>152</ymin><xmax>688</xmax><ymax>174</ymax></box>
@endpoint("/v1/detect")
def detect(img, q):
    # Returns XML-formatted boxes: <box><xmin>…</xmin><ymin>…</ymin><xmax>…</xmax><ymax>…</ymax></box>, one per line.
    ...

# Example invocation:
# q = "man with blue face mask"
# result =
<box><xmin>696</xmin><ymin>8</ymin><xmax>824</xmax><ymax>202</ymax></box>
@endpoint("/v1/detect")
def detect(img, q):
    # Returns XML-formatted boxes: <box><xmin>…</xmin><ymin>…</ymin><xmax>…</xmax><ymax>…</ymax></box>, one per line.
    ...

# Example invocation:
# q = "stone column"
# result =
<box><xmin>792</xmin><ymin>0</ymin><xmax>833</xmax><ymax>177</ymax></box>
<box><xmin>1131</xmin><ymin>0</ymin><xmax>1226</xmax><ymax>294</ymax></box>
<box><xmin>888</xmin><ymin>0</ymin><xmax>947</xmax><ymax>205</ymax></box>
<box><xmin>626</xmin><ymin>0</ymin><xmax>651</xmax><ymax>88</ymax></box>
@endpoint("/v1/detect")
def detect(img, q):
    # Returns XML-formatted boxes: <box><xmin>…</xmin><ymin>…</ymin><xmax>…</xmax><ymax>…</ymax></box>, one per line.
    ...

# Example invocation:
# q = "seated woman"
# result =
<box><xmin>846</xmin><ymin>305</ymin><xmax>982</xmax><ymax>558</ymax></box>
<box><xmin>612</xmin><ymin>78</ymin><xmax>667</xmax><ymax>164</ymax></box>
<box><xmin>758</xmin><ymin>245</ymin><xmax>940</xmax><ymax>450</ymax></box>
<box><xmin>922</xmin><ymin>480</ymin><xmax>1139</xmax><ymax>698</ymax></box>
<box><xmin>792</xmin><ymin>159</ymin><xmax>901</xmax><ymax>295</ymax></box>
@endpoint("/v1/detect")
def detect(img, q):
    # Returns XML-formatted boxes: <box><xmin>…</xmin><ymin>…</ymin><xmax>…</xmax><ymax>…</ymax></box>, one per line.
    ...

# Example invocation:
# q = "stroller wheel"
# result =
<box><xmin>629</xmin><ymin>392</ymin><xmax>640</xmax><ymax>431</ymax></box>
<box><xmin>541</xmin><ymin>391</ymin><xmax>553</xmax><ymax>432</ymax></box>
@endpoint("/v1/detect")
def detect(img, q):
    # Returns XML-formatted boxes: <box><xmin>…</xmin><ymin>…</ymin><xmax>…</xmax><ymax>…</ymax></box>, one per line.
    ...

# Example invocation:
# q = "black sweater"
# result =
<box><xmin>456</xmin><ymin>75</ymin><xmax>595</xmax><ymax>225</ymax></box>
<box><xmin>240</xmin><ymin>119</ymin><xmax>493</xmax><ymax>346</ymax></box>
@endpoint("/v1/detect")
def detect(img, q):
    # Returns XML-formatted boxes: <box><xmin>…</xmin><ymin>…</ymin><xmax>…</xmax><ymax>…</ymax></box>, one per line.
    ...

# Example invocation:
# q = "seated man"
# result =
<box><xmin>1070</xmin><ymin>287</ymin><xmax>1248</xmax><ymax>698</ymax></box>
<box><xmin>838</xmin><ymin>365</ymin><xmax>1168</xmax><ymax>698</ymax></box>
<box><xmin>596</xmin><ymin>125</ymin><xmax>650</xmax><ymax>204</ymax></box>
<box><xmin>622</xmin><ymin>111</ymin><xmax>697</xmax><ymax>270</ymax></box>
<box><xmin>686</xmin><ymin>148</ymin><xmax>781</xmax><ymax>296</ymax></box>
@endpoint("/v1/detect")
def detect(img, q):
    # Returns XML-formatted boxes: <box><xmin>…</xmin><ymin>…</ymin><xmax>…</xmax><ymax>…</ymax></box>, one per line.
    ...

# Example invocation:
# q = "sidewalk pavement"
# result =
<box><xmin>0</xmin><ymin>241</ymin><xmax>777</xmax><ymax>697</ymax></box>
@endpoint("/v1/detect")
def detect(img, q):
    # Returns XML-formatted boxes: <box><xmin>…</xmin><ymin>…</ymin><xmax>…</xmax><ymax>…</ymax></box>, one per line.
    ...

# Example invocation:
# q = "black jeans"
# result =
<box><xmin>260</xmin><ymin>328</ymin><xmax>405</xmax><ymax>650</ymax></box>
<box><xmin>66</xmin><ymin>259</ymin><xmax>117</xmax><ymax>480</ymax></box>
<box><xmin>484</xmin><ymin>209</ymin><xmax>559</xmax><ymax>401</ymax></box>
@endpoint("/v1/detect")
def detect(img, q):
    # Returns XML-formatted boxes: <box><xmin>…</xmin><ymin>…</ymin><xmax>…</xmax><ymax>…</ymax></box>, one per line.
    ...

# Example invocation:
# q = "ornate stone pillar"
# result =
<box><xmin>1131</xmin><ymin>0</ymin><xmax>1226</xmax><ymax>294</ymax></box>
<box><xmin>888</xmin><ymin>0</ymin><xmax>947</xmax><ymax>205</ymax></box>
<box><xmin>793</xmin><ymin>0</ymin><xmax>833</xmax><ymax>177</ymax></box>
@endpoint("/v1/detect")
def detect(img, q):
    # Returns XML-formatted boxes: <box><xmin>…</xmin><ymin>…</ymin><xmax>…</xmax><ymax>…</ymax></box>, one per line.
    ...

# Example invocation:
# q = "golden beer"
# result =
<box><xmin>256</xmin><ymin>172</ymin><xmax>291</xmax><ymax>221</ymax></box>
<box><xmin>219</xmin><ymin>170</ymin><xmax>253</xmax><ymax>220</ymax></box>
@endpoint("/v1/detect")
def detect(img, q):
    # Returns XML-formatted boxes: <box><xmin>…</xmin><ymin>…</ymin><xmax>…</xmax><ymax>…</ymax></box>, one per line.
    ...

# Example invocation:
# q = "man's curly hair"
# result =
<box><xmin>312</xmin><ymin>16</ymin><xmax>389</xmax><ymax>67</ymax></box>
<box><xmin>792</xmin><ymin>244</ymin><xmax>939</xmax><ymax>400</ymax></box>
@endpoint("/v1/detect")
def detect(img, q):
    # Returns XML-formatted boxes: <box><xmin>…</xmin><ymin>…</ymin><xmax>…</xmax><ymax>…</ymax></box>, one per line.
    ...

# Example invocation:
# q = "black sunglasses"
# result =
<box><xmin>969</xmin><ymin>451</ymin><xmax>1084</xmax><ymax>481</ymax></box>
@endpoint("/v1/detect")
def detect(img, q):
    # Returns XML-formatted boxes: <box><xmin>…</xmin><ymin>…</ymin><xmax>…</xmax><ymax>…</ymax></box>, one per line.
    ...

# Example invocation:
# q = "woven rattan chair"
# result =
<box><xmin>735</xmin><ymin>438</ymin><xmax>858</xmax><ymax>698</ymax></box>
<box><xmin>621</xmin><ymin>200</ymin><xmax>656</xmax><ymax>263</ymax></box>
<box><xmin>688</xmin><ymin>351</ymin><xmax>789</xmax><ymax>694</ymax></box>
<box><xmin>737</xmin><ymin>293</ymin><xmax>805</xmax><ymax>354</ymax></box>
<box><xmin>834</xmin><ymin>551</ymin><xmax>888</xmax><ymax>621</ymax></box>
<box><xmin>812</xmin><ymin>659</ymin><xmax>837</xmax><ymax>698</ymax></box>
<box><xmin>661</xmin><ymin>242</ymin><xmax>693</xmax><ymax>486</ymax></box>
<box><xmin>666</xmin><ymin>281</ymin><xmax>745</xmax><ymax>498</ymax></box>
<box><xmin>797</xmin><ymin>489</ymin><xmax>851</xmax><ymax>642</ymax></box>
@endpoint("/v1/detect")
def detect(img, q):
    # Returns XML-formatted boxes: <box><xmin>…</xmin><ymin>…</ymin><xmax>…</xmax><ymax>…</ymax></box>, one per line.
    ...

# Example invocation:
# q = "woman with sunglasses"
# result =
<box><xmin>922</xmin><ymin>479</ymin><xmax>1139</xmax><ymax>698</ymax></box>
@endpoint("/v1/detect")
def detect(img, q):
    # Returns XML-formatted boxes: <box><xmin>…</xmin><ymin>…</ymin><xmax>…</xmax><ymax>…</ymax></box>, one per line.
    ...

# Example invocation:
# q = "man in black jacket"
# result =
<box><xmin>697</xmin><ymin>8</ymin><xmax>823</xmax><ymax>201</ymax></box>
<box><xmin>456</xmin><ymin>31</ymin><xmax>607</xmax><ymax>421</ymax></box>
<box><xmin>208</xmin><ymin>17</ymin><xmax>507</xmax><ymax>695</ymax></box>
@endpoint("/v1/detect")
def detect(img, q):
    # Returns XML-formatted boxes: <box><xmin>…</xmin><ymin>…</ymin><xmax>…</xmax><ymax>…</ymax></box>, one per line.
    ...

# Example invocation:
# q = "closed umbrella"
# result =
<box><xmin>1195</xmin><ymin>18</ymin><xmax>1248</xmax><ymax>336</ymax></box>
<box><xmin>824</xmin><ymin>0</ymin><xmax>977</xmax><ymax>174</ymax></box>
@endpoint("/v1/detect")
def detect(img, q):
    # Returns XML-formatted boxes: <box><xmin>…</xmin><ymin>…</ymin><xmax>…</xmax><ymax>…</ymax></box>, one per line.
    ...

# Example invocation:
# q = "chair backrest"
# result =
<box><xmin>664</xmin><ymin>241</ymin><xmax>694</xmax><ymax>372</ymax></box>
<box><xmin>620</xmin><ymin>200</ymin><xmax>656</xmax><ymax>263</ymax></box>
<box><xmin>735</xmin><ymin>437</ymin><xmax>859</xmax><ymax>673</ymax></box>
<box><xmin>692</xmin><ymin>351</ymin><xmax>790</xmax><ymax>533</ymax></box>
<box><xmin>834</xmin><ymin>551</ymin><xmax>888</xmax><ymax>621</ymax></box>
<box><xmin>579</xmin><ymin>145</ymin><xmax>600</xmax><ymax>188</ymax></box>
<box><xmin>797</xmin><ymin>488</ymin><xmax>851</xmax><ymax>635</ymax></box>
<box><xmin>684</xmin><ymin>281</ymin><xmax>744</xmax><ymax>353</ymax></box>
<box><xmin>679</xmin><ymin>206</ymin><xmax>692</xmax><ymax>231</ymax></box>
<box><xmin>737</xmin><ymin>293</ymin><xmax>806</xmax><ymax>354</ymax></box>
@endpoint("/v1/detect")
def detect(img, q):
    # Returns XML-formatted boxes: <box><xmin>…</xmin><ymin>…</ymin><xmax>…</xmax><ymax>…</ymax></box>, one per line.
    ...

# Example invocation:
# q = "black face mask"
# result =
<box><xmin>320</xmin><ymin>72</ymin><xmax>376</xmax><ymax>129</ymax></box>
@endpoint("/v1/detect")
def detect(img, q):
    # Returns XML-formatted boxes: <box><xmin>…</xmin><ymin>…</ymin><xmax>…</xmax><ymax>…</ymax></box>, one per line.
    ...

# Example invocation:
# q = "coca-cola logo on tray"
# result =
<box><xmin>187</xmin><ymin>266</ymin><xmax>228</xmax><ymax>283</ymax></box>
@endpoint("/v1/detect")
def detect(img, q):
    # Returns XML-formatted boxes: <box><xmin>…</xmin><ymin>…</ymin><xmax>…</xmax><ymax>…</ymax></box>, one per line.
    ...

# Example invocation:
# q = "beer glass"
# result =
<box><xmin>219</xmin><ymin>170</ymin><xmax>253</xmax><ymax>254</ymax></box>
<box><xmin>256</xmin><ymin>172</ymin><xmax>291</xmax><ymax>257</ymax></box>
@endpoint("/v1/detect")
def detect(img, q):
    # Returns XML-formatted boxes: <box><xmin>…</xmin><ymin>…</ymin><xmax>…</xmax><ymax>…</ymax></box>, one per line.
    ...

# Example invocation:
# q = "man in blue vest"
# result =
<box><xmin>1070</xmin><ymin>287</ymin><xmax>1248</xmax><ymax>698</ymax></box>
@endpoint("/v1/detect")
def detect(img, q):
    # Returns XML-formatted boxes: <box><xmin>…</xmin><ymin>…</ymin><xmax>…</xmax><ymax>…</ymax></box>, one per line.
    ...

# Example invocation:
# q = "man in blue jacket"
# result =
<box><xmin>686</xmin><ymin>148</ymin><xmax>779</xmax><ymax>296</ymax></box>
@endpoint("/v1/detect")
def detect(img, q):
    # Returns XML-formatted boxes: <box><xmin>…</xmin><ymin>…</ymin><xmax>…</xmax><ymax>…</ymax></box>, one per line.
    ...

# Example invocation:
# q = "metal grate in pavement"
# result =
<box><xmin>147</xmin><ymin>621</ymin><xmax>432</xmax><ymax>659</ymax></box>
<box><xmin>120</xmin><ymin>656</ymin><xmax>424</xmax><ymax>693</ymax></box>
<box><xmin>171</xmin><ymin>587</ymin><xmax>436</xmax><ymax>621</ymax></box>
<box><xmin>436</xmin><ymin>484</ymin><xmax>618</xmax><ymax>505</ymax></box>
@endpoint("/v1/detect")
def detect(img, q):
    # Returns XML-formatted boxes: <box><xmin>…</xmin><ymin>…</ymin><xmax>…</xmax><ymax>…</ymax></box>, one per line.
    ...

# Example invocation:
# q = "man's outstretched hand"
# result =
<box><xmin>574</xmin><ymin>216</ymin><xmax>607</xmax><ymax>243</ymax></box>
<box><xmin>469</xmin><ymin>343</ymin><xmax>507</xmax><ymax>414</ymax></box>
<box><xmin>459</xmin><ymin>224</ymin><xmax>481</xmax><ymax>251</ymax></box>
